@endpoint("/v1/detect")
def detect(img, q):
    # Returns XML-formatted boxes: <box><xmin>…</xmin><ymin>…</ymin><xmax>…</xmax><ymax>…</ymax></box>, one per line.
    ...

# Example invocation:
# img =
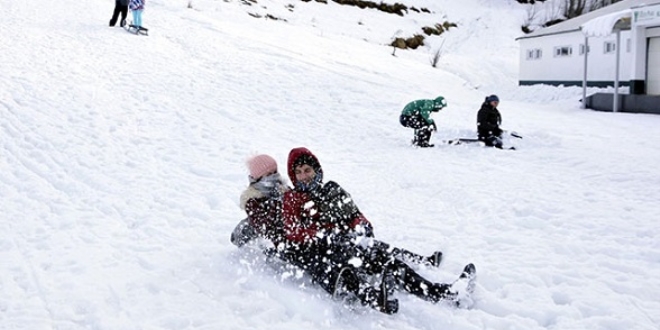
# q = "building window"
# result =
<box><xmin>604</xmin><ymin>41</ymin><xmax>616</xmax><ymax>54</ymax></box>
<box><xmin>579</xmin><ymin>44</ymin><xmax>590</xmax><ymax>55</ymax></box>
<box><xmin>526</xmin><ymin>48</ymin><xmax>542</xmax><ymax>60</ymax></box>
<box><xmin>554</xmin><ymin>46</ymin><xmax>573</xmax><ymax>57</ymax></box>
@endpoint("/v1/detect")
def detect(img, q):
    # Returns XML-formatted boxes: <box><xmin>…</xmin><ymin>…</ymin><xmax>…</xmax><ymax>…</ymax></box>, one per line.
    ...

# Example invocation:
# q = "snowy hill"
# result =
<box><xmin>1</xmin><ymin>0</ymin><xmax>660</xmax><ymax>329</ymax></box>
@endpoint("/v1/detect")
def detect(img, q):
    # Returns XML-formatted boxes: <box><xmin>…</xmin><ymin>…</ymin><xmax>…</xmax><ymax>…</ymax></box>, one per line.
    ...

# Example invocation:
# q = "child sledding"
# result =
<box><xmin>231</xmin><ymin>150</ymin><xmax>477</xmax><ymax>314</ymax></box>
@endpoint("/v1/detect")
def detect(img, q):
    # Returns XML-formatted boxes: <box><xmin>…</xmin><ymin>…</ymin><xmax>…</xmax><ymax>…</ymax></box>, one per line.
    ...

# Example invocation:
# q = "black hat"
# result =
<box><xmin>486</xmin><ymin>95</ymin><xmax>500</xmax><ymax>103</ymax></box>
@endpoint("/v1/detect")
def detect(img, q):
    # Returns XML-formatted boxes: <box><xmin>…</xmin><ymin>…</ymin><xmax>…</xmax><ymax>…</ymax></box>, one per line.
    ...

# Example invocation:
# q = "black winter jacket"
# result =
<box><xmin>477</xmin><ymin>102</ymin><xmax>502</xmax><ymax>139</ymax></box>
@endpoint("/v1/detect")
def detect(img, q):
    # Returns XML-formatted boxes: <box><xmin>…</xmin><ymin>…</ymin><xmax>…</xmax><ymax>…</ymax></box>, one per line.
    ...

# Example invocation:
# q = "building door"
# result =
<box><xmin>648</xmin><ymin>37</ymin><xmax>660</xmax><ymax>95</ymax></box>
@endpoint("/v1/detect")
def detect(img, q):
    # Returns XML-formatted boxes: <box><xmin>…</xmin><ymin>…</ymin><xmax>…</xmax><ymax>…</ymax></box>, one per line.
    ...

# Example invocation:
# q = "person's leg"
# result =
<box><xmin>135</xmin><ymin>10</ymin><xmax>142</xmax><ymax>27</ymax></box>
<box><xmin>400</xmin><ymin>115</ymin><xmax>421</xmax><ymax>146</ymax></box>
<box><xmin>399</xmin><ymin>114</ymin><xmax>410</xmax><ymax>127</ymax></box>
<box><xmin>393</xmin><ymin>247</ymin><xmax>442</xmax><ymax>267</ymax></box>
<box><xmin>407</xmin><ymin>114</ymin><xmax>433</xmax><ymax>147</ymax></box>
<box><xmin>416</xmin><ymin>127</ymin><xmax>433</xmax><ymax>147</ymax></box>
<box><xmin>109</xmin><ymin>4</ymin><xmax>121</xmax><ymax>26</ymax></box>
<box><xmin>120</xmin><ymin>6</ymin><xmax>128</xmax><ymax>26</ymax></box>
<box><xmin>132</xmin><ymin>10</ymin><xmax>138</xmax><ymax>26</ymax></box>
<box><xmin>485</xmin><ymin>135</ymin><xmax>503</xmax><ymax>149</ymax></box>
<box><xmin>386</xmin><ymin>260</ymin><xmax>455</xmax><ymax>302</ymax></box>
<box><xmin>365</xmin><ymin>240</ymin><xmax>441</xmax><ymax>269</ymax></box>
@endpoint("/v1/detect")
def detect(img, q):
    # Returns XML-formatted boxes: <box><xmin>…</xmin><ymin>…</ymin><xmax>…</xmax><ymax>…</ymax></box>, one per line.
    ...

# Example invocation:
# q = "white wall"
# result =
<box><xmin>647</xmin><ymin>37</ymin><xmax>660</xmax><ymax>94</ymax></box>
<box><xmin>519</xmin><ymin>30</ymin><xmax>633</xmax><ymax>84</ymax></box>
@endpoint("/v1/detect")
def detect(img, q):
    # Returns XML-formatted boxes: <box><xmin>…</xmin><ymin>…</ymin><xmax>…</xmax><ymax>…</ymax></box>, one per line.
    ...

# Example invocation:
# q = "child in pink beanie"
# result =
<box><xmin>247</xmin><ymin>154</ymin><xmax>278</xmax><ymax>182</ymax></box>
<box><xmin>231</xmin><ymin>154</ymin><xmax>289</xmax><ymax>247</ymax></box>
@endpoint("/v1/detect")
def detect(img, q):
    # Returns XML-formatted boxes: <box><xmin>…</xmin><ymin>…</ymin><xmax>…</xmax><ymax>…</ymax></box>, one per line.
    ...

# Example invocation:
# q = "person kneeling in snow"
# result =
<box><xmin>477</xmin><ymin>94</ymin><xmax>504</xmax><ymax>149</ymax></box>
<box><xmin>279</xmin><ymin>147</ymin><xmax>475</xmax><ymax>313</ymax></box>
<box><xmin>399</xmin><ymin>96</ymin><xmax>447</xmax><ymax>148</ymax></box>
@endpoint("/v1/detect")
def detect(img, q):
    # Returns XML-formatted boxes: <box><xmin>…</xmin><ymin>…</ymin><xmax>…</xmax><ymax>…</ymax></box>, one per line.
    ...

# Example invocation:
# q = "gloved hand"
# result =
<box><xmin>353</xmin><ymin>223</ymin><xmax>374</xmax><ymax>238</ymax></box>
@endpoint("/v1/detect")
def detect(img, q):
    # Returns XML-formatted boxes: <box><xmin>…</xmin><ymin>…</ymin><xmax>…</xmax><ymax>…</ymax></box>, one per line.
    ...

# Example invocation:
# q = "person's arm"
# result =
<box><xmin>315</xmin><ymin>181</ymin><xmax>373</xmax><ymax>237</ymax></box>
<box><xmin>419</xmin><ymin>101</ymin><xmax>435</xmax><ymax>125</ymax></box>
<box><xmin>349</xmin><ymin>212</ymin><xmax>373</xmax><ymax>237</ymax></box>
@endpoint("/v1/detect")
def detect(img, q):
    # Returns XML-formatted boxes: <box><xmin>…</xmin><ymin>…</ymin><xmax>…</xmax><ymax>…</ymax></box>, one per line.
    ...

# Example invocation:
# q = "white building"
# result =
<box><xmin>517</xmin><ymin>0</ymin><xmax>660</xmax><ymax>104</ymax></box>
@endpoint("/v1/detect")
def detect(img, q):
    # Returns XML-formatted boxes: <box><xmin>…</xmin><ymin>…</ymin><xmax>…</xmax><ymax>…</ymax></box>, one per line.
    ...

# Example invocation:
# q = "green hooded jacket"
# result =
<box><xmin>400</xmin><ymin>96</ymin><xmax>446</xmax><ymax>125</ymax></box>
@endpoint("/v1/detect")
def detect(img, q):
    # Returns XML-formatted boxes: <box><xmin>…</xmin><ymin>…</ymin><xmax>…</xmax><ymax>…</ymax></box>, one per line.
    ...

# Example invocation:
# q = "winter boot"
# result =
<box><xmin>389</xmin><ymin>259</ymin><xmax>458</xmax><ymax>302</ymax></box>
<box><xmin>446</xmin><ymin>263</ymin><xmax>477</xmax><ymax>308</ymax></box>
<box><xmin>426</xmin><ymin>251</ymin><xmax>443</xmax><ymax>267</ymax></box>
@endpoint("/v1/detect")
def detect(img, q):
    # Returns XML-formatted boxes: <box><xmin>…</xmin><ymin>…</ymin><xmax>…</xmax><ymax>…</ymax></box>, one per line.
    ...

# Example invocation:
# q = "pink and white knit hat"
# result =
<box><xmin>246</xmin><ymin>154</ymin><xmax>277</xmax><ymax>179</ymax></box>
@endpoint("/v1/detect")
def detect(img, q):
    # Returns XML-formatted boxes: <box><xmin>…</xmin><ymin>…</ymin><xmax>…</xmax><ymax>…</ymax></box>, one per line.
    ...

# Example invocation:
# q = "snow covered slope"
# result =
<box><xmin>1</xmin><ymin>0</ymin><xmax>659</xmax><ymax>329</ymax></box>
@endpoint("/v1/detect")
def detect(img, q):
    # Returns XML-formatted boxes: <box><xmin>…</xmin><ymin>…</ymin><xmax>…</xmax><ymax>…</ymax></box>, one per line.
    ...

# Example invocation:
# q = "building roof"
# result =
<box><xmin>517</xmin><ymin>0</ymin><xmax>660</xmax><ymax>40</ymax></box>
<box><xmin>581</xmin><ymin>9</ymin><xmax>631</xmax><ymax>37</ymax></box>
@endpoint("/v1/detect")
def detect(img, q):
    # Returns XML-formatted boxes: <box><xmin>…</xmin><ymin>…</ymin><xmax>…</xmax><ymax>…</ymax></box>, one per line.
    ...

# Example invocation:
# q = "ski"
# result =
<box><xmin>441</xmin><ymin>138</ymin><xmax>483</xmax><ymax>145</ymax></box>
<box><xmin>506</xmin><ymin>131</ymin><xmax>523</xmax><ymax>139</ymax></box>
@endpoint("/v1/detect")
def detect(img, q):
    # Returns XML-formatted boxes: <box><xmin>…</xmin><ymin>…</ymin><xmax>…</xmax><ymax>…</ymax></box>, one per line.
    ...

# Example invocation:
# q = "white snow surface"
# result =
<box><xmin>1</xmin><ymin>0</ymin><xmax>660</xmax><ymax>329</ymax></box>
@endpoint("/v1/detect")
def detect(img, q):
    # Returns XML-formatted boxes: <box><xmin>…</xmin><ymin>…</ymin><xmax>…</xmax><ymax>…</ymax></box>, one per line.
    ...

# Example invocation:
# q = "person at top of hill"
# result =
<box><xmin>109</xmin><ymin>0</ymin><xmax>129</xmax><ymax>27</ymax></box>
<box><xmin>278</xmin><ymin>147</ymin><xmax>476</xmax><ymax>313</ymax></box>
<box><xmin>399</xmin><ymin>96</ymin><xmax>447</xmax><ymax>148</ymax></box>
<box><xmin>477</xmin><ymin>94</ymin><xmax>503</xmax><ymax>149</ymax></box>
<box><xmin>231</xmin><ymin>154</ymin><xmax>290</xmax><ymax>248</ymax></box>
<box><xmin>129</xmin><ymin>0</ymin><xmax>146</xmax><ymax>28</ymax></box>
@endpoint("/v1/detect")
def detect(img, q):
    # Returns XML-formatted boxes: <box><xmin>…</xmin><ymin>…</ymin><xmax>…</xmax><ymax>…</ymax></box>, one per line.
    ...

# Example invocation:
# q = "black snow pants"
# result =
<box><xmin>400</xmin><ymin>113</ymin><xmax>433</xmax><ymax>147</ymax></box>
<box><xmin>109</xmin><ymin>2</ymin><xmax>128</xmax><ymax>27</ymax></box>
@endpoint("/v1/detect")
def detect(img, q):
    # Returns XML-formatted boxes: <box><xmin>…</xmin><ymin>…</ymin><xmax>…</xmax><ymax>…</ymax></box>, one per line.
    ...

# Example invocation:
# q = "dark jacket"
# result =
<box><xmin>282</xmin><ymin>147</ymin><xmax>371</xmax><ymax>247</ymax></box>
<box><xmin>401</xmin><ymin>99</ymin><xmax>437</xmax><ymax>125</ymax></box>
<box><xmin>240</xmin><ymin>184</ymin><xmax>286</xmax><ymax>247</ymax></box>
<box><xmin>477</xmin><ymin>102</ymin><xmax>502</xmax><ymax>139</ymax></box>
<box><xmin>118</xmin><ymin>0</ymin><xmax>129</xmax><ymax>6</ymax></box>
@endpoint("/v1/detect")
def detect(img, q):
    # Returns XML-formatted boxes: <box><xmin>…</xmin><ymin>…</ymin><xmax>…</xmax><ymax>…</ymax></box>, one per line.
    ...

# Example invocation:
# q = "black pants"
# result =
<box><xmin>400</xmin><ymin>114</ymin><xmax>433</xmax><ymax>146</ymax></box>
<box><xmin>109</xmin><ymin>3</ymin><xmax>128</xmax><ymax>27</ymax></box>
<box><xmin>276</xmin><ymin>241</ymin><xmax>349</xmax><ymax>294</ymax></box>
<box><xmin>479</xmin><ymin>135</ymin><xmax>503</xmax><ymax>149</ymax></box>
<box><xmin>278</xmin><ymin>238</ymin><xmax>453</xmax><ymax>304</ymax></box>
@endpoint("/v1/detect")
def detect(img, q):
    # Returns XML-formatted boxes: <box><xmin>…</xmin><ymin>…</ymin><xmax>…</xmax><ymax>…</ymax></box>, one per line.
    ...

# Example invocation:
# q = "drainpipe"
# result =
<box><xmin>614</xmin><ymin>30</ymin><xmax>621</xmax><ymax>112</ymax></box>
<box><xmin>582</xmin><ymin>36</ymin><xmax>589</xmax><ymax>109</ymax></box>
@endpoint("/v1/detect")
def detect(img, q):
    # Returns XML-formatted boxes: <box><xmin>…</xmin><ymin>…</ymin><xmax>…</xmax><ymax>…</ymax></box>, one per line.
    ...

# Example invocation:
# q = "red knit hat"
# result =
<box><xmin>247</xmin><ymin>154</ymin><xmax>277</xmax><ymax>180</ymax></box>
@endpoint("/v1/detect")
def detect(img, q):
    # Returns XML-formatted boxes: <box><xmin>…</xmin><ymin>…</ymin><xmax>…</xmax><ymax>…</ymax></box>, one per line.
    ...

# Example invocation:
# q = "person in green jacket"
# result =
<box><xmin>399</xmin><ymin>96</ymin><xmax>447</xmax><ymax>147</ymax></box>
